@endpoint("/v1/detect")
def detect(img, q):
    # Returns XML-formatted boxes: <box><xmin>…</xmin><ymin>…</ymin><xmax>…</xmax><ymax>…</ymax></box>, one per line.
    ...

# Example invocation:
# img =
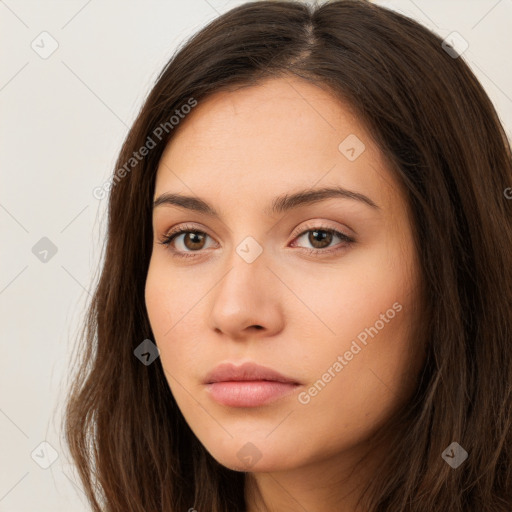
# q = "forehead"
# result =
<box><xmin>159</xmin><ymin>77</ymin><xmax>365</xmax><ymax>162</ymax></box>
<box><xmin>154</xmin><ymin>77</ymin><xmax>399</xmax><ymax>214</ymax></box>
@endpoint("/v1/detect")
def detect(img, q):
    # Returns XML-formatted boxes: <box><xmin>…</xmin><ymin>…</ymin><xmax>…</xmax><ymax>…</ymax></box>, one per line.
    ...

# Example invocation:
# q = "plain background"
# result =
<box><xmin>1</xmin><ymin>0</ymin><xmax>511</xmax><ymax>510</ymax></box>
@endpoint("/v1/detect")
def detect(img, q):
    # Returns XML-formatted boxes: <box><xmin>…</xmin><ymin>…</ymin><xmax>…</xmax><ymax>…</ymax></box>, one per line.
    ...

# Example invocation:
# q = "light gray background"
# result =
<box><xmin>1</xmin><ymin>0</ymin><xmax>511</xmax><ymax>510</ymax></box>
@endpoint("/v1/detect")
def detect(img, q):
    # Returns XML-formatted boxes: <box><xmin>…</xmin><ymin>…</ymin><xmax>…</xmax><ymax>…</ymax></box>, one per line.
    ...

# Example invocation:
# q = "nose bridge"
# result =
<box><xmin>208</xmin><ymin>231</ymin><xmax>284</xmax><ymax>335</ymax></box>
<box><xmin>218</xmin><ymin>233</ymin><xmax>271</xmax><ymax>305</ymax></box>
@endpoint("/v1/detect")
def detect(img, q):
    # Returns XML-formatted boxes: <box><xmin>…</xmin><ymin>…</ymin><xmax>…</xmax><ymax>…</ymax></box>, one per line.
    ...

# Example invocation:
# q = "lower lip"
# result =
<box><xmin>206</xmin><ymin>381</ymin><xmax>299</xmax><ymax>407</ymax></box>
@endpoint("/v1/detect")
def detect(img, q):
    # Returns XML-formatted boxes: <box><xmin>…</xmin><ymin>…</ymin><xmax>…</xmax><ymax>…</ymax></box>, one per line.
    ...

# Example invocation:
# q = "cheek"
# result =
<box><xmin>145</xmin><ymin>258</ymin><xmax>191</xmax><ymax>367</ymax></box>
<box><xmin>144</xmin><ymin>260</ymin><xmax>202</xmax><ymax>420</ymax></box>
<box><xmin>145</xmin><ymin>256</ymin><xmax>212</xmax><ymax>391</ymax></box>
<box><xmin>145</xmin><ymin>260</ymin><xmax>172</xmax><ymax>342</ymax></box>
<box><xmin>145</xmin><ymin>253</ymin><xmax>200</xmax><ymax>339</ymax></box>
<box><xmin>292</xmin><ymin>238</ymin><xmax>420</xmax><ymax>422</ymax></box>
<box><xmin>291</xmin><ymin>297</ymin><xmax>418</xmax><ymax>453</ymax></box>
<box><xmin>285</xmin><ymin>240</ymin><xmax>415</xmax><ymax>348</ymax></box>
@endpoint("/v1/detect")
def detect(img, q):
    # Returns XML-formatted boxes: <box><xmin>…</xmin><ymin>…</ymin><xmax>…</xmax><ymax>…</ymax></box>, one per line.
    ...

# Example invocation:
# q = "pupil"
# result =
<box><xmin>310</xmin><ymin>230</ymin><xmax>331</xmax><ymax>248</ymax></box>
<box><xmin>187</xmin><ymin>232</ymin><xmax>204</xmax><ymax>248</ymax></box>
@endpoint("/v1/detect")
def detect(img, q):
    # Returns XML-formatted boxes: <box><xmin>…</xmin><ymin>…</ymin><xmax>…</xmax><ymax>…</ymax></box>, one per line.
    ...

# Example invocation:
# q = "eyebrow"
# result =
<box><xmin>152</xmin><ymin>186</ymin><xmax>380</xmax><ymax>217</ymax></box>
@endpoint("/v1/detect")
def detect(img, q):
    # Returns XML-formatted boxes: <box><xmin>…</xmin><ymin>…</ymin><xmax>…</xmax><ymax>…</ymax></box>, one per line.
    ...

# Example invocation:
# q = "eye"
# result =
<box><xmin>289</xmin><ymin>224</ymin><xmax>354</xmax><ymax>256</ymax></box>
<box><xmin>158</xmin><ymin>222</ymin><xmax>355</xmax><ymax>259</ymax></box>
<box><xmin>158</xmin><ymin>223</ymin><xmax>216</xmax><ymax>259</ymax></box>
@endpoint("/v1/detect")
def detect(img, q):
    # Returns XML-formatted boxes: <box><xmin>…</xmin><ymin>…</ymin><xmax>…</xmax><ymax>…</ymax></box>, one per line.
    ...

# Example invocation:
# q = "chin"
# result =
<box><xmin>202</xmin><ymin>437</ymin><xmax>303</xmax><ymax>473</ymax></box>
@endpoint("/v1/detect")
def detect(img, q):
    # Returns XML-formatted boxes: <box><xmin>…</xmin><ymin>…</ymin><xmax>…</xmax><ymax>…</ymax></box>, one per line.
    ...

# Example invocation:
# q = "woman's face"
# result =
<box><xmin>145</xmin><ymin>76</ymin><xmax>424</xmax><ymax>473</ymax></box>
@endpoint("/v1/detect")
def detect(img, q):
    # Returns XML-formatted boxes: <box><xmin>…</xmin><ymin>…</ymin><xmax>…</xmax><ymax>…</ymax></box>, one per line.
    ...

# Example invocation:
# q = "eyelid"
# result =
<box><xmin>289</xmin><ymin>220</ymin><xmax>354</xmax><ymax>240</ymax></box>
<box><xmin>162</xmin><ymin>220</ymin><xmax>353</xmax><ymax>244</ymax></box>
<box><xmin>162</xmin><ymin>222</ymin><xmax>218</xmax><ymax>249</ymax></box>
<box><xmin>165</xmin><ymin>222</ymin><xmax>211</xmax><ymax>238</ymax></box>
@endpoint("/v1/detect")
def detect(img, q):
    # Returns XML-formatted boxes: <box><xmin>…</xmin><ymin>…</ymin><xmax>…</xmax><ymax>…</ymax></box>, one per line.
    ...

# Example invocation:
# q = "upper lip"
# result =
<box><xmin>204</xmin><ymin>362</ymin><xmax>300</xmax><ymax>384</ymax></box>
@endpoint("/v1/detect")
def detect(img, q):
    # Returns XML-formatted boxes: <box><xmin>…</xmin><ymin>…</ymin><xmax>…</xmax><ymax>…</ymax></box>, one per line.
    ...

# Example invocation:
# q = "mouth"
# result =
<box><xmin>203</xmin><ymin>362</ymin><xmax>301</xmax><ymax>407</ymax></box>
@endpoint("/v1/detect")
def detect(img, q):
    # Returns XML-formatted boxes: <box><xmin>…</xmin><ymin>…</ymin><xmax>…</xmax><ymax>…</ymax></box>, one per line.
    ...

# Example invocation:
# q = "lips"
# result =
<box><xmin>204</xmin><ymin>361</ymin><xmax>300</xmax><ymax>385</ymax></box>
<box><xmin>203</xmin><ymin>362</ymin><xmax>301</xmax><ymax>407</ymax></box>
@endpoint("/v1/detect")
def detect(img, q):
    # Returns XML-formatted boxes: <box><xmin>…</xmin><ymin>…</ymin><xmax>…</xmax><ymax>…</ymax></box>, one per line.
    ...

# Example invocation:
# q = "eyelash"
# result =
<box><xmin>157</xmin><ymin>223</ymin><xmax>355</xmax><ymax>259</ymax></box>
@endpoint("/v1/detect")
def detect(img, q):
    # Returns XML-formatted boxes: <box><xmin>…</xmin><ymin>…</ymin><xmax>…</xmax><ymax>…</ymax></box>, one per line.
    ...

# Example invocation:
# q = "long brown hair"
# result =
<box><xmin>63</xmin><ymin>1</ymin><xmax>512</xmax><ymax>510</ymax></box>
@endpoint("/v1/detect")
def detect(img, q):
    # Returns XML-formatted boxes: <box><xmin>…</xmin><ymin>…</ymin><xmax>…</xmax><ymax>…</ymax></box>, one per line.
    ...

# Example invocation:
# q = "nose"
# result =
<box><xmin>208</xmin><ymin>248</ymin><xmax>285</xmax><ymax>341</ymax></box>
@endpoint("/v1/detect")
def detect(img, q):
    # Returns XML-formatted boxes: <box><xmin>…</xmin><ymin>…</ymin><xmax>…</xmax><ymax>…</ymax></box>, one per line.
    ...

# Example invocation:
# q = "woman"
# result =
<box><xmin>63</xmin><ymin>1</ymin><xmax>512</xmax><ymax>510</ymax></box>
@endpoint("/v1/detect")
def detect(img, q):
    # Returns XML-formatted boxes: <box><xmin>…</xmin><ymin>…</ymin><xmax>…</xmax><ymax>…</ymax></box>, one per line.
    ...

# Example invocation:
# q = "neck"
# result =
<box><xmin>244</xmin><ymin>442</ymin><xmax>379</xmax><ymax>512</ymax></box>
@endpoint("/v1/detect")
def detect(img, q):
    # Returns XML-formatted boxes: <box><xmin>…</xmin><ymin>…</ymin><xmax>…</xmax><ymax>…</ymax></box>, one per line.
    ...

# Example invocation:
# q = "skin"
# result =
<box><xmin>145</xmin><ymin>76</ymin><xmax>425</xmax><ymax>512</ymax></box>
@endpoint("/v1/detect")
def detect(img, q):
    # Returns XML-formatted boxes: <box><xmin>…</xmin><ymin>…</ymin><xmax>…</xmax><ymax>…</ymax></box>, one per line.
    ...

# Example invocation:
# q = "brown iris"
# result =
<box><xmin>307</xmin><ymin>229</ymin><xmax>333</xmax><ymax>249</ymax></box>
<box><xmin>182</xmin><ymin>232</ymin><xmax>207</xmax><ymax>251</ymax></box>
